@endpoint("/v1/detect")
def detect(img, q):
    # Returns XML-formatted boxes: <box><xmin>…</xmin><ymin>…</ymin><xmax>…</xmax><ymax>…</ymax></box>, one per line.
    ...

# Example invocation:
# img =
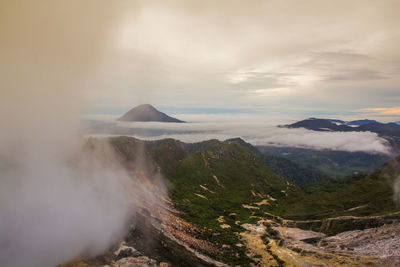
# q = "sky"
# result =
<box><xmin>2</xmin><ymin>0</ymin><xmax>399</xmax><ymax>120</ymax></box>
<box><xmin>76</xmin><ymin>0</ymin><xmax>400</xmax><ymax>120</ymax></box>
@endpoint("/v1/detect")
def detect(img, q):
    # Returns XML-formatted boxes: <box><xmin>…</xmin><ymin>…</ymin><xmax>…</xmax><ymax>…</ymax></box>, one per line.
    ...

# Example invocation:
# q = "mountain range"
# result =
<box><xmin>286</xmin><ymin>118</ymin><xmax>400</xmax><ymax>135</ymax></box>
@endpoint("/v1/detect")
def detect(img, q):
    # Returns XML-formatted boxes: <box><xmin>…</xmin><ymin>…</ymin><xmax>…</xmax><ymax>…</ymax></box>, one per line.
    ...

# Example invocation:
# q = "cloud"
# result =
<box><xmin>296</xmin><ymin>51</ymin><xmax>388</xmax><ymax>81</ymax></box>
<box><xmin>42</xmin><ymin>0</ymin><xmax>399</xmax><ymax>115</ymax></box>
<box><xmin>86</xmin><ymin>114</ymin><xmax>392</xmax><ymax>155</ymax></box>
<box><xmin>360</xmin><ymin>106</ymin><xmax>400</xmax><ymax>116</ymax></box>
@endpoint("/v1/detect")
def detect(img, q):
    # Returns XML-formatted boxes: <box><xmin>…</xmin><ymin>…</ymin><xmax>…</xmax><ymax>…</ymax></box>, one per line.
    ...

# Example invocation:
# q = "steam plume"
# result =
<box><xmin>0</xmin><ymin>2</ymin><xmax>158</xmax><ymax>266</ymax></box>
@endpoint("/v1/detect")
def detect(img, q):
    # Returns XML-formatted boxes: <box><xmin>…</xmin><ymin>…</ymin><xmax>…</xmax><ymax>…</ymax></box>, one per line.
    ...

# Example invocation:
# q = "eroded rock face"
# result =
<box><xmin>112</xmin><ymin>255</ymin><xmax>158</xmax><ymax>267</ymax></box>
<box><xmin>273</xmin><ymin>227</ymin><xmax>326</xmax><ymax>241</ymax></box>
<box><xmin>237</xmin><ymin>216</ymin><xmax>400</xmax><ymax>267</ymax></box>
<box><xmin>283</xmin><ymin>211</ymin><xmax>400</xmax><ymax>236</ymax></box>
<box><xmin>320</xmin><ymin>222</ymin><xmax>400</xmax><ymax>259</ymax></box>
<box><xmin>59</xmin><ymin>213</ymin><xmax>400</xmax><ymax>267</ymax></box>
<box><xmin>114</xmin><ymin>242</ymin><xmax>143</xmax><ymax>261</ymax></box>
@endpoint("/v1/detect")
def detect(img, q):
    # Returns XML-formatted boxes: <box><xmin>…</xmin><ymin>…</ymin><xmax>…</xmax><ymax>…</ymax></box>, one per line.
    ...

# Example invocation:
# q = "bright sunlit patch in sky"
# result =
<box><xmin>360</xmin><ymin>106</ymin><xmax>400</xmax><ymax>116</ymax></box>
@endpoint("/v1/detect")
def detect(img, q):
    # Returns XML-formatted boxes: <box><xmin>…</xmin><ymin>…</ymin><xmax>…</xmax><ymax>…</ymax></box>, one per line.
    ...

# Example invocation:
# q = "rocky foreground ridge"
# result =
<box><xmin>60</xmin><ymin>205</ymin><xmax>400</xmax><ymax>266</ymax></box>
<box><xmin>59</xmin><ymin>137</ymin><xmax>400</xmax><ymax>266</ymax></box>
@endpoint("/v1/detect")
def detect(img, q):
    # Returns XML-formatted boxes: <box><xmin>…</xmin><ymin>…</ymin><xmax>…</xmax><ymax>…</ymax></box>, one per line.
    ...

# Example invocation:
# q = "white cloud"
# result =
<box><xmin>86</xmin><ymin>114</ymin><xmax>392</xmax><ymax>155</ymax></box>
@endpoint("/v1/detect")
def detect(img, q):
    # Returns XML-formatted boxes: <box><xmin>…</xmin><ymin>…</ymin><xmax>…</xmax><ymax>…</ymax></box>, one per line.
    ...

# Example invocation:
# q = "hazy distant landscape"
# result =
<box><xmin>2</xmin><ymin>1</ymin><xmax>400</xmax><ymax>267</ymax></box>
<box><xmin>85</xmin><ymin>113</ymin><xmax>393</xmax><ymax>153</ymax></box>
<box><xmin>86</xmin><ymin>105</ymin><xmax>397</xmax><ymax>179</ymax></box>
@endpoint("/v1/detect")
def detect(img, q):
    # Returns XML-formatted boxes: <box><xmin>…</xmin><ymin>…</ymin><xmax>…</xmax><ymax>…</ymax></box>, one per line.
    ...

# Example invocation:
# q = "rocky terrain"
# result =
<box><xmin>58</xmin><ymin>136</ymin><xmax>400</xmax><ymax>266</ymax></box>
<box><xmin>60</xmin><ymin>209</ymin><xmax>400</xmax><ymax>266</ymax></box>
<box><xmin>320</xmin><ymin>222</ymin><xmax>400</xmax><ymax>261</ymax></box>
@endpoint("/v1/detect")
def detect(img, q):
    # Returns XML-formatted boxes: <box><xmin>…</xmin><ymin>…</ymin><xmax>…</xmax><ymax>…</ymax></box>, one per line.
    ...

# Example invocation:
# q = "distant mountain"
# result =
<box><xmin>321</xmin><ymin>118</ymin><xmax>379</xmax><ymax>126</ymax></box>
<box><xmin>326</xmin><ymin>119</ymin><xmax>346</xmax><ymax>124</ymax></box>
<box><xmin>345</xmin><ymin>119</ymin><xmax>378</xmax><ymax>126</ymax></box>
<box><xmin>288</xmin><ymin>118</ymin><xmax>352</xmax><ymax>132</ymax></box>
<box><xmin>286</xmin><ymin>118</ymin><xmax>400</xmax><ymax>136</ymax></box>
<box><xmin>117</xmin><ymin>104</ymin><xmax>185</xmax><ymax>123</ymax></box>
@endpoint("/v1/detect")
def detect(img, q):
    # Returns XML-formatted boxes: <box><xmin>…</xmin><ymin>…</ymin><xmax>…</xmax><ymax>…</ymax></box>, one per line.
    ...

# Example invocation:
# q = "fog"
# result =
<box><xmin>0</xmin><ymin>1</ymin><xmax>162</xmax><ymax>266</ymax></box>
<box><xmin>86</xmin><ymin>114</ymin><xmax>392</xmax><ymax>155</ymax></box>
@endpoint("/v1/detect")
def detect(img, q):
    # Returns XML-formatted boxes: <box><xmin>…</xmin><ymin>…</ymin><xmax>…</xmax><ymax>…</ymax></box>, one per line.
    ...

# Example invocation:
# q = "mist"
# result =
<box><xmin>0</xmin><ymin>1</ymin><xmax>162</xmax><ymax>266</ymax></box>
<box><xmin>85</xmin><ymin>114</ymin><xmax>392</xmax><ymax>155</ymax></box>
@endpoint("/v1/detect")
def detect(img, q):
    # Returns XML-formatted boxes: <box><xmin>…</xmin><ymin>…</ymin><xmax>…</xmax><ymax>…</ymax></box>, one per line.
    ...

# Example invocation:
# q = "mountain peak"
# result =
<box><xmin>135</xmin><ymin>103</ymin><xmax>157</xmax><ymax>110</ymax></box>
<box><xmin>117</xmin><ymin>104</ymin><xmax>185</xmax><ymax>123</ymax></box>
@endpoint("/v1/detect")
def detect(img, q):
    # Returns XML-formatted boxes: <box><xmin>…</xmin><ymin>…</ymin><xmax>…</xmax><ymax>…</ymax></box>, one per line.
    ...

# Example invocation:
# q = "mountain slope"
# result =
<box><xmin>109</xmin><ymin>136</ymin><xmax>300</xmax><ymax>265</ymax></box>
<box><xmin>110</xmin><ymin>136</ymin><xmax>299</xmax><ymax>220</ymax></box>
<box><xmin>117</xmin><ymin>104</ymin><xmax>185</xmax><ymax>123</ymax></box>
<box><xmin>258</xmin><ymin>145</ymin><xmax>392</xmax><ymax>177</ymax></box>
<box><xmin>273</xmin><ymin>155</ymin><xmax>400</xmax><ymax>220</ymax></box>
<box><xmin>73</xmin><ymin>136</ymin><xmax>400</xmax><ymax>266</ymax></box>
<box><xmin>225</xmin><ymin>138</ymin><xmax>328</xmax><ymax>186</ymax></box>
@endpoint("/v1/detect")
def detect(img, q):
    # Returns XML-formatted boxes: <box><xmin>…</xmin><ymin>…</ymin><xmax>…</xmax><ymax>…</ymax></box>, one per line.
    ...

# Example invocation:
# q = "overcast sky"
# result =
<box><xmin>2</xmin><ymin>0</ymin><xmax>400</xmax><ymax>120</ymax></box>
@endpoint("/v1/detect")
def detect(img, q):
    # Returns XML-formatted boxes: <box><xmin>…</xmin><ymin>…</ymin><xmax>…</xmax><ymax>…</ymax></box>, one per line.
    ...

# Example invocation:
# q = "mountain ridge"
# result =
<box><xmin>225</xmin><ymin>138</ymin><xmax>328</xmax><ymax>186</ymax></box>
<box><xmin>287</xmin><ymin>118</ymin><xmax>400</xmax><ymax>134</ymax></box>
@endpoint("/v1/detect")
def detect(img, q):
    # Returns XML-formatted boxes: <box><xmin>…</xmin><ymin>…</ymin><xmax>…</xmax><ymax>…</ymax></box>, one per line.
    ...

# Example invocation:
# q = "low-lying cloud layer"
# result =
<box><xmin>86</xmin><ymin>114</ymin><xmax>392</xmax><ymax>155</ymax></box>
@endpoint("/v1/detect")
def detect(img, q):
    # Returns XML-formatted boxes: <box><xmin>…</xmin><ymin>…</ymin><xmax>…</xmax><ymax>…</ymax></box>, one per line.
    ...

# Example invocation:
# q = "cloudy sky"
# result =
<box><xmin>80</xmin><ymin>0</ymin><xmax>400</xmax><ymax>120</ymax></box>
<box><xmin>1</xmin><ymin>0</ymin><xmax>400</xmax><ymax>121</ymax></box>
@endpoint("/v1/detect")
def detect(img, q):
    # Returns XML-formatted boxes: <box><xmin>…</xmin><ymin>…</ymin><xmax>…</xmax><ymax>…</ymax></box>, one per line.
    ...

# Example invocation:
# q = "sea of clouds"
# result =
<box><xmin>85</xmin><ymin>114</ymin><xmax>392</xmax><ymax>155</ymax></box>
